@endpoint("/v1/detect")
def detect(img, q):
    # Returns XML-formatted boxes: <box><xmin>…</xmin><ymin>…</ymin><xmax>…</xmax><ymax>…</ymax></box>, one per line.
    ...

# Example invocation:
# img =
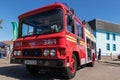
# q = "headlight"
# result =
<box><xmin>50</xmin><ymin>49</ymin><xmax>56</xmax><ymax>56</ymax></box>
<box><xmin>44</xmin><ymin>49</ymin><xmax>49</xmax><ymax>56</ymax></box>
<box><xmin>17</xmin><ymin>51</ymin><xmax>21</xmax><ymax>56</ymax></box>
<box><xmin>14</xmin><ymin>51</ymin><xmax>17</xmax><ymax>56</ymax></box>
<box><xmin>13</xmin><ymin>50</ymin><xmax>21</xmax><ymax>56</ymax></box>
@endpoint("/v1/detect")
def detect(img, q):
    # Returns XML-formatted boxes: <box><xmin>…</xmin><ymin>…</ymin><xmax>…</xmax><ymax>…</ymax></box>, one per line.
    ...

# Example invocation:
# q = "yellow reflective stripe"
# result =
<box><xmin>66</xmin><ymin>35</ymin><xmax>76</xmax><ymax>43</ymax></box>
<box><xmin>66</xmin><ymin>38</ymin><xmax>77</xmax><ymax>43</ymax></box>
<box><xmin>85</xmin><ymin>32</ymin><xmax>96</xmax><ymax>42</ymax></box>
<box><xmin>66</xmin><ymin>35</ymin><xmax>76</xmax><ymax>41</ymax></box>
<box><xmin>80</xmin><ymin>41</ymin><xmax>86</xmax><ymax>46</ymax></box>
<box><xmin>85</xmin><ymin>28</ymin><xmax>96</xmax><ymax>42</ymax></box>
<box><xmin>66</xmin><ymin>35</ymin><xmax>86</xmax><ymax>46</ymax></box>
<box><xmin>85</xmin><ymin>32</ymin><xmax>94</xmax><ymax>39</ymax></box>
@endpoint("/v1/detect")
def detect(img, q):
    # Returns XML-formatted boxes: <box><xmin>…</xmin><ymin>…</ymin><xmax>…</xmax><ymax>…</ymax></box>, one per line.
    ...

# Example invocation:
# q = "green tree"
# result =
<box><xmin>0</xmin><ymin>20</ymin><xmax>3</xmax><ymax>28</ymax></box>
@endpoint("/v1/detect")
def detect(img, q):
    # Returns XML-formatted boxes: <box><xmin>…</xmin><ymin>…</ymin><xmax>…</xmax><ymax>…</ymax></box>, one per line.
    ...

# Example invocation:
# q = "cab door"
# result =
<box><xmin>75</xmin><ymin>20</ymin><xmax>86</xmax><ymax>65</ymax></box>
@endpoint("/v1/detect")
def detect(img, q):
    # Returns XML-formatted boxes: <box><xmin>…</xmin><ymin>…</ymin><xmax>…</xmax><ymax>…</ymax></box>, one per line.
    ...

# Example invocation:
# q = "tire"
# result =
<box><xmin>64</xmin><ymin>54</ymin><xmax>77</xmax><ymax>79</ymax></box>
<box><xmin>26</xmin><ymin>65</ymin><xmax>40</xmax><ymax>74</ymax></box>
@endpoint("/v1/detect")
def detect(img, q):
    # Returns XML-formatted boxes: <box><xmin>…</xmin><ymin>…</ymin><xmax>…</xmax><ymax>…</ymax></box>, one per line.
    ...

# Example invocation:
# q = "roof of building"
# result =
<box><xmin>88</xmin><ymin>19</ymin><xmax>120</xmax><ymax>33</ymax></box>
<box><xmin>2</xmin><ymin>40</ymin><xmax>13</xmax><ymax>45</ymax></box>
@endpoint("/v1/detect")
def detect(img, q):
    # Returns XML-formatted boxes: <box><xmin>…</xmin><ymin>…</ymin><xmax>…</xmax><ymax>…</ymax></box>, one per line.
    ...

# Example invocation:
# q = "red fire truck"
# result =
<box><xmin>10</xmin><ymin>2</ymin><xmax>96</xmax><ymax>79</ymax></box>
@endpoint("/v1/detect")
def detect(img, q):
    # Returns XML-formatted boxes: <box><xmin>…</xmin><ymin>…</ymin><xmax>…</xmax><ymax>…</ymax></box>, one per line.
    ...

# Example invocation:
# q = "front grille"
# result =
<box><xmin>23</xmin><ymin>49</ymin><xmax>42</xmax><ymax>57</ymax></box>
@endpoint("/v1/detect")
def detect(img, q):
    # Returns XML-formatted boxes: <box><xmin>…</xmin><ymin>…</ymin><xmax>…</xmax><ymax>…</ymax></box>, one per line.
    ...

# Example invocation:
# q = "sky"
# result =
<box><xmin>0</xmin><ymin>0</ymin><xmax>120</xmax><ymax>41</ymax></box>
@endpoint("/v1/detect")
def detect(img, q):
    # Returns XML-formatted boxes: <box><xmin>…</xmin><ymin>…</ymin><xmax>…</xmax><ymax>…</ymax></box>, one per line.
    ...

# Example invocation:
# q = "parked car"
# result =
<box><xmin>117</xmin><ymin>54</ymin><xmax>120</xmax><ymax>59</ymax></box>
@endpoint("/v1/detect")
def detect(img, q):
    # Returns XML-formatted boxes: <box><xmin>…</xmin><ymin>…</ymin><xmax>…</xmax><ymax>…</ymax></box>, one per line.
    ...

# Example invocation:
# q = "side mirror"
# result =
<box><xmin>70</xmin><ymin>8</ymin><xmax>74</xmax><ymax>14</ymax></box>
<box><xmin>67</xmin><ymin>15</ymin><xmax>74</xmax><ymax>26</ymax></box>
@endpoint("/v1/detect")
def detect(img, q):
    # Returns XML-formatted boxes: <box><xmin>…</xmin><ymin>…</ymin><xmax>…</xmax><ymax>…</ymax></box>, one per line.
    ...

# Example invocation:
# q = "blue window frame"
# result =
<box><xmin>113</xmin><ymin>34</ymin><xmax>116</xmax><ymax>41</ymax></box>
<box><xmin>106</xmin><ymin>43</ymin><xmax>110</xmax><ymax>51</ymax></box>
<box><xmin>106</xmin><ymin>33</ymin><xmax>110</xmax><ymax>40</ymax></box>
<box><xmin>113</xmin><ymin>44</ymin><xmax>116</xmax><ymax>51</ymax></box>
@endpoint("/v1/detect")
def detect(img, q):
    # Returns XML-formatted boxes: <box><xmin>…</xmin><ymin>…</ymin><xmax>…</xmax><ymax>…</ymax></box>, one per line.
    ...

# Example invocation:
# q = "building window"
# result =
<box><xmin>106</xmin><ymin>33</ymin><xmax>110</xmax><ymax>40</ymax></box>
<box><xmin>113</xmin><ymin>44</ymin><xmax>116</xmax><ymax>51</ymax></box>
<box><xmin>113</xmin><ymin>34</ymin><xmax>116</xmax><ymax>41</ymax></box>
<box><xmin>106</xmin><ymin>43</ymin><xmax>110</xmax><ymax>51</ymax></box>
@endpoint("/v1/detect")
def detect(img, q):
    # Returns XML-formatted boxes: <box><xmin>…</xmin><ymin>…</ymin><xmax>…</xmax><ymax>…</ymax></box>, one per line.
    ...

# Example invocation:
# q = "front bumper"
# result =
<box><xmin>10</xmin><ymin>58</ymin><xmax>65</xmax><ymax>68</ymax></box>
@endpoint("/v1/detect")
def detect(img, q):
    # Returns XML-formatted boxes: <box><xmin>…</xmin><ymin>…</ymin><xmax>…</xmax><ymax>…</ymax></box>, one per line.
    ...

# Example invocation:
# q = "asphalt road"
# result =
<box><xmin>0</xmin><ymin>62</ymin><xmax>120</xmax><ymax>80</ymax></box>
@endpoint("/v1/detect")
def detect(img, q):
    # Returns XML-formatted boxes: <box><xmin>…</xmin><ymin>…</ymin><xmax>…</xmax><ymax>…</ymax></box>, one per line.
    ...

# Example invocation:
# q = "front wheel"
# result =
<box><xmin>64</xmin><ymin>54</ymin><xmax>77</xmax><ymax>79</ymax></box>
<box><xmin>26</xmin><ymin>65</ymin><xmax>40</xmax><ymax>74</ymax></box>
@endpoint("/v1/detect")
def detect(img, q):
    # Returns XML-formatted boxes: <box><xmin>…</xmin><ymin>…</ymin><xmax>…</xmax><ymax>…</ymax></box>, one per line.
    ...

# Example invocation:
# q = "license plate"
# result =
<box><xmin>24</xmin><ymin>60</ymin><xmax>37</xmax><ymax>65</ymax></box>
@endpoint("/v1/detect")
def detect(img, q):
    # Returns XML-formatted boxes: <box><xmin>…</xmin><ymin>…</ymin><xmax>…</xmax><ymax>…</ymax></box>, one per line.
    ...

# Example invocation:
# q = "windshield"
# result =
<box><xmin>20</xmin><ymin>8</ymin><xmax>63</xmax><ymax>37</ymax></box>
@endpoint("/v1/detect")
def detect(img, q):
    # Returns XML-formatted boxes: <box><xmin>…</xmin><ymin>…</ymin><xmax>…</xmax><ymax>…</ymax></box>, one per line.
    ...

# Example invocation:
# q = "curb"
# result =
<box><xmin>102</xmin><ymin>61</ymin><xmax>120</xmax><ymax>65</ymax></box>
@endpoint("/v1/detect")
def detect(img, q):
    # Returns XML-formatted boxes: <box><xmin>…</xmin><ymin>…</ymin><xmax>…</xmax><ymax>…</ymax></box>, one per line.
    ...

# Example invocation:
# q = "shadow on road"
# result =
<box><xmin>97</xmin><ymin>61</ymin><xmax>120</xmax><ymax>67</ymax></box>
<box><xmin>0</xmin><ymin>64</ymin><xmax>68</xmax><ymax>80</ymax></box>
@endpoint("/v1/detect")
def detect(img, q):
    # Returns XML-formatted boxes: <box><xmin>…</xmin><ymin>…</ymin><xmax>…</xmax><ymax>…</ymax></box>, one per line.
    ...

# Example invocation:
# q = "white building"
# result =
<box><xmin>89</xmin><ymin>19</ymin><xmax>120</xmax><ymax>56</ymax></box>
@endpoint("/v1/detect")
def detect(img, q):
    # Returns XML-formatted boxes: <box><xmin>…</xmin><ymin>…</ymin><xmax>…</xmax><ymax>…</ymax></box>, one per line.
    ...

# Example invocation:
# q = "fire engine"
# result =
<box><xmin>10</xmin><ymin>2</ymin><xmax>96</xmax><ymax>79</ymax></box>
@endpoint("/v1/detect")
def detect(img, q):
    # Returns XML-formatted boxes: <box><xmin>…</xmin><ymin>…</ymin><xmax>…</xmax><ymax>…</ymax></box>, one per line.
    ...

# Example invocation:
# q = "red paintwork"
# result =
<box><xmin>12</xmin><ymin>2</ymin><xmax>88</xmax><ymax>67</ymax></box>
<box><xmin>19</xmin><ymin>2</ymin><xmax>67</xmax><ymax>19</ymax></box>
